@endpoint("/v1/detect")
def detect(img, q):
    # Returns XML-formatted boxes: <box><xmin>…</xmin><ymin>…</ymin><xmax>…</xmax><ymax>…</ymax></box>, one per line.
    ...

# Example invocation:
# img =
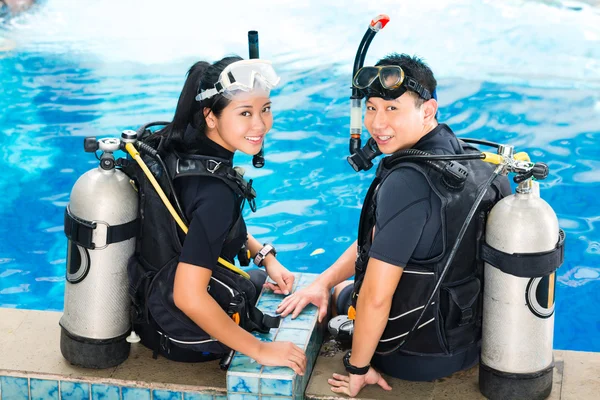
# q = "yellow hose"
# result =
<box><xmin>125</xmin><ymin>143</ymin><xmax>250</xmax><ymax>279</ymax></box>
<box><xmin>514</xmin><ymin>152</ymin><xmax>530</xmax><ymax>162</ymax></box>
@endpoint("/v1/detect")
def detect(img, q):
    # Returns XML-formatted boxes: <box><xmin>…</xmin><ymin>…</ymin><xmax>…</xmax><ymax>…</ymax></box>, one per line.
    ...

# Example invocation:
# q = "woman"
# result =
<box><xmin>130</xmin><ymin>56</ymin><xmax>306</xmax><ymax>375</ymax></box>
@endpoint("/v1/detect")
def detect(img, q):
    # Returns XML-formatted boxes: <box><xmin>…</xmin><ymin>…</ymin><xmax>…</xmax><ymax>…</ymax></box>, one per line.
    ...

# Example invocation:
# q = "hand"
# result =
<box><xmin>263</xmin><ymin>260</ymin><xmax>295</xmax><ymax>295</ymax></box>
<box><xmin>254</xmin><ymin>341</ymin><xmax>307</xmax><ymax>375</ymax></box>
<box><xmin>328</xmin><ymin>368</ymin><xmax>391</xmax><ymax>397</ymax></box>
<box><xmin>276</xmin><ymin>279</ymin><xmax>330</xmax><ymax>322</ymax></box>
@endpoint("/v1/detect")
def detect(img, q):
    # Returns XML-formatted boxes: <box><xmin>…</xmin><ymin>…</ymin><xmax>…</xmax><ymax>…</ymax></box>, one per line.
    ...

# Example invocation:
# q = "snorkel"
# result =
<box><xmin>347</xmin><ymin>14</ymin><xmax>389</xmax><ymax>172</ymax></box>
<box><xmin>249</xmin><ymin>30</ymin><xmax>266</xmax><ymax>169</ymax></box>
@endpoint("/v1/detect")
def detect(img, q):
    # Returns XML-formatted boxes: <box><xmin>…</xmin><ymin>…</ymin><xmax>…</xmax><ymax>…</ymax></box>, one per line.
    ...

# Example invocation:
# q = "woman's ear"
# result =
<box><xmin>203</xmin><ymin>107</ymin><xmax>216</xmax><ymax>129</ymax></box>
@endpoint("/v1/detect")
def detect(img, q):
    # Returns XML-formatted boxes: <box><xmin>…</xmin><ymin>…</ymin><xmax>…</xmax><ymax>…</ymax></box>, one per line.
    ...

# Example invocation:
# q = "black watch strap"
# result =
<box><xmin>343</xmin><ymin>351</ymin><xmax>370</xmax><ymax>375</ymax></box>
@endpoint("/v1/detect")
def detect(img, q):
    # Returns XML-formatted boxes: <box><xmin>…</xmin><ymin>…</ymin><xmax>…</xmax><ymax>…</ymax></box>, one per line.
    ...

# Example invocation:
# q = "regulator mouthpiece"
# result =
<box><xmin>347</xmin><ymin>137</ymin><xmax>382</xmax><ymax>172</ymax></box>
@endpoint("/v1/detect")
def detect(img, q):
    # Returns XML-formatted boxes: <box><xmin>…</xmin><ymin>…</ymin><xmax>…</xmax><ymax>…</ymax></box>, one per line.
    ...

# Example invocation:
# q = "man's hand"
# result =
<box><xmin>276</xmin><ymin>279</ymin><xmax>330</xmax><ymax>322</ymax></box>
<box><xmin>263</xmin><ymin>260</ymin><xmax>295</xmax><ymax>295</ymax></box>
<box><xmin>328</xmin><ymin>368</ymin><xmax>391</xmax><ymax>397</ymax></box>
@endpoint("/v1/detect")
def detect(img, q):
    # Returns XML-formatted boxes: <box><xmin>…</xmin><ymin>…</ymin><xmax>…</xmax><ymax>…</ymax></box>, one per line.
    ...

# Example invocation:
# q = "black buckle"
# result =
<box><xmin>459</xmin><ymin>308</ymin><xmax>473</xmax><ymax>326</ymax></box>
<box><xmin>206</xmin><ymin>159</ymin><xmax>222</xmax><ymax>173</ymax></box>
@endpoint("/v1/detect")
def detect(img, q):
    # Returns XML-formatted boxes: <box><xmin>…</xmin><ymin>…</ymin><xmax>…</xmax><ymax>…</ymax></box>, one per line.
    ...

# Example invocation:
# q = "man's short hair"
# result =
<box><xmin>376</xmin><ymin>53</ymin><xmax>437</xmax><ymax>107</ymax></box>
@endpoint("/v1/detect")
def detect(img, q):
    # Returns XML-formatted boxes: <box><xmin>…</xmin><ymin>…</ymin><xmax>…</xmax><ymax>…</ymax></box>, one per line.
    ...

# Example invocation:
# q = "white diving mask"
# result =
<box><xmin>195</xmin><ymin>59</ymin><xmax>280</xmax><ymax>101</ymax></box>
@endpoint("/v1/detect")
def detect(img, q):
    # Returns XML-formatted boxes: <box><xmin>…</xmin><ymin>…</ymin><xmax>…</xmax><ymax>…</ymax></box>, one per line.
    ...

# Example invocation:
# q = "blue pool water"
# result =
<box><xmin>1</xmin><ymin>0</ymin><xmax>599</xmax><ymax>352</ymax></box>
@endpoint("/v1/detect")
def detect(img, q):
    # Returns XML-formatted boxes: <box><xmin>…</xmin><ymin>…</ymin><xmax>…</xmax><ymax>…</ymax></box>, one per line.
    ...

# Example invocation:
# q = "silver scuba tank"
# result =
<box><xmin>60</xmin><ymin>133</ymin><xmax>138</xmax><ymax>368</ymax></box>
<box><xmin>480</xmin><ymin>176</ymin><xmax>564</xmax><ymax>400</ymax></box>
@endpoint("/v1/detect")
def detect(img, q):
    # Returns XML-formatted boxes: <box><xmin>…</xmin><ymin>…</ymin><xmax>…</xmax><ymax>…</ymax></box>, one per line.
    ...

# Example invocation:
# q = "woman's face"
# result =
<box><xmin>205</xmin><ymin>95</ymin><xmax>273</xmax><ymax>155</ymax></box>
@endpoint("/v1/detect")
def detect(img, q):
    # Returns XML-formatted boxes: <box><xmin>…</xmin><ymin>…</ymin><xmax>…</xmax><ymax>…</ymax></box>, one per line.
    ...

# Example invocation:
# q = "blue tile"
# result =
<box><xmin>152</xmin><ymin>389</ymin><xmax>182</xmax><ymax>400</ymax></box>
<box><xmin>214</xmin><ymin>396</ymin><xmax>228</xmax><ymax>400</ymax></box>
<box><xmin>262</xmin><ymin>397</ymin><xmax>293</xmax><ymax>400</ymax></box>
<box><xmin>228</xmin><ymin>354</ymin><xmax>262</xmax><ymax>374</ymax></box>
<box><xmin>227</xmin><ymin>374</ymin><xmax>259</xmax><ymax>393</ymax></box>
<box><xmin>251</xmin><ymin>330</ymin><xmax>275</xmax><ymax>342</ymax></box>
<box><xmin>260</xmin><ymin>377</ymin><xmax>294</xmax><ymax>396</ymax></box>
<box><xmin>275</xmin><ymin>328</ymin><xmax>310</xmax><ymax>347</ymax></box>
<box><xmin>91</xmin><ymin>384</ymin><xmax>120</xmax><ymax>400</ymax></box>
<box><xmin>280</xmin><ymin>312</ymin><xmax>316</xmax><ymax>329</ymax></box>
<box><xmin>122</xmin><ymin>387</ymin><xmax>151</xmax><ymax>400</ymax></box>
<box><xmin>261</xmin><ymin>365</ymin><xmax>295</xmax><ymax>376</ymax></box>
<box><xmin>30</xmin><ymin>378</ymin><xmax>59</xmax><ymax>400</ymax></box>
<box><xmin>61</xmin><ymin>381</ymin><xmax>90</xmax><ymax>400</ymax></box>
<box><xmin>183</xmin><ymin>392</ymin><xmax>216</xmax><ymax>400</ymax></box>
<box><xmin>227</xmin><ymin>395</ymin><xmax>259</xmax><ymax>400</ymax></box>
<box><xmin>0</xmin><ymin>376</ymin><xmax>28</xmax><ymax>400</ymax></box>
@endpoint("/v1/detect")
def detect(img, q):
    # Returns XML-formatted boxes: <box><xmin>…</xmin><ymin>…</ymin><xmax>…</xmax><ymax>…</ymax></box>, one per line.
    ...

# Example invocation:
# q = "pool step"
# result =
<box><xmin>226</xmin><ymin>272</ymin><xmax>325</xmax><ymax>400</ymax></box>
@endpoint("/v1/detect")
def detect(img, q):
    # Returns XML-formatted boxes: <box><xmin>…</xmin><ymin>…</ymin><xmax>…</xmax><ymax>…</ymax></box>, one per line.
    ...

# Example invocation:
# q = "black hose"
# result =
<box><xmin>376</xmin><ymin>164</ymin><xmax>504</xmax><ymax>355</ymax></box>
<box><xmin>460</xmin><ymin>138</ymin><xmax>501</xmax><ymax>149</ymax></box>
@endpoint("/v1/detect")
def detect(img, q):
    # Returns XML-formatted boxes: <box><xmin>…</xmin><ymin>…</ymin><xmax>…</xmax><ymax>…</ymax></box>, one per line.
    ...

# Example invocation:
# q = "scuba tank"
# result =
<box><xmin>479</xmin><ymin>147</ymin><xmax>565</xmax><ymax>400</ymax></box>
<box><xmin>60</xmin><ymin>132</ymin><xmax>139</xmax><ymax>369</ymax></box>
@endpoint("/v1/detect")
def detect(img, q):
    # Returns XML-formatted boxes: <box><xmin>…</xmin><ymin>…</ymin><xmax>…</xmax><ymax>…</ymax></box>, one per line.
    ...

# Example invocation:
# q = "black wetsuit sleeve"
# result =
<box><xmin>368</xmin><ymin>168</ymin><xmax>431</xmax><ymax>267</ymax></box>
<box><xmin>178</xmin><ymin>178</ymin><xmax>236</xmax><ymax>271</ymax></box>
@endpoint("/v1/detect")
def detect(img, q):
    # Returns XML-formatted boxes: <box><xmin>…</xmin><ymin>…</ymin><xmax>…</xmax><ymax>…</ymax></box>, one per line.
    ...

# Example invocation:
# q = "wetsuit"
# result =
<box><xmin>338</xmin><ymin>124</ymin><xmax>509</xmax><ymax>381</ymax></box>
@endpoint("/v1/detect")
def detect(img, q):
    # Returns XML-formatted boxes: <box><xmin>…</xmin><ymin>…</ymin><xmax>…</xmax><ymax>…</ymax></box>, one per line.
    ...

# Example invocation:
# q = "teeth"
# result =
<box><xmin>378</xmin><ymin>136</ymin><xmax>392</xmax><ymax>140</ymax></box>
<box><xmin>245</xmin><ymin>136</ymin><xmax>262</xmax><ymax>141</ymax></box>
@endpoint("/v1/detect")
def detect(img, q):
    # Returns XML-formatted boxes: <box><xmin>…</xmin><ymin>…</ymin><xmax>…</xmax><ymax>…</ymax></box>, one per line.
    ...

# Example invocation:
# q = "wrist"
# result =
<box><xmin>343</xmin><ymin>350</ymin><xmax>370</xmax><ymax>375</ymax></box>
<box><xmin>254</xmin><ymin>243</ymin><xmax>277</xmax><ymax>267</ymax></box>
<box><xmin>247</xmin><ymin>338</ymin><xmax>264</xmax><ymax>361</ymax></box>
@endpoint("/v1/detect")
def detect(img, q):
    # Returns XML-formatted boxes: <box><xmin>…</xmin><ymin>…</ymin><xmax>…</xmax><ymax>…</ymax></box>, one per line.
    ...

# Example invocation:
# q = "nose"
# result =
<box><xmin>371</xmin><ymin>109</ymin><xmax>388</xmax><ymax>131</ymax></box>
<box><xmin>252</xmin><ymin>113</ymin><xmax>267</xmax><ymax>132</ymax></box>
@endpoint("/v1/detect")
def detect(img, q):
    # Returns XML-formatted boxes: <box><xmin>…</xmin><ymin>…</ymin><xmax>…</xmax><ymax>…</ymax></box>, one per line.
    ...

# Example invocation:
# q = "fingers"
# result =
<box><xmin>332</xmin><ymin>373</ymin><xmax>350</xmax><ymax>382</ymax></box>
<box><xmin>377</xmin><ymin>374</ymin><xmax>392</xmax><ymax>391</ymax></box>
<box><xmin>318</xmin><ymin>299</ymin><xmax>329</xmax><ymax>323</ymax></box>
<box><xmin>291</xmin><ymin>298</ymin><xmax>310</xmax><ymax>319</ymax></box>
<box><xmin>330</xmin><ymin>384</ymin><xmax>351</xmax><ymax>397</ymax></box>
<box><xmin>274</xmin><ymin>276</ymin><xmax>290</xmax><ymax>295</ymax></box>
<box><xmin>327</xmin><ymin>378</ymin><xmax>348</xmax><ymax>388</ymax></box>
<box><xmin>276</xmin><ymin>295</ymin><xmax>299</xmax><ymax>317</ymax></box>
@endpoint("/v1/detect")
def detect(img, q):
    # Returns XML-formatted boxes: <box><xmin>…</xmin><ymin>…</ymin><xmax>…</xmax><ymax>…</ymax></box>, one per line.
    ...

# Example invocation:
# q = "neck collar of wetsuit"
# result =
<box><xmin>183</xmin><ymin>124</ymin><xmax>234</xmax><ymax>162</ymax></box>
<box><xmin>413</xmin><ymin>123</ymin><xmax>450</xmax><ymax>152</ymax></box>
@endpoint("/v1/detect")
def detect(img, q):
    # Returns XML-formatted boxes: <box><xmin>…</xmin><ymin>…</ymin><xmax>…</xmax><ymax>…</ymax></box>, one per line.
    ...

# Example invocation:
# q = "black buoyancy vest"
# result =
<box><xmin>124</xmin><ymin>146</ymin><xmax>277</xmax><ymax>355</ymax></box>
<box><xmin>353</xmin><ymin>126</ymin><xmax>511</xmax><ymax>357</ymax></box>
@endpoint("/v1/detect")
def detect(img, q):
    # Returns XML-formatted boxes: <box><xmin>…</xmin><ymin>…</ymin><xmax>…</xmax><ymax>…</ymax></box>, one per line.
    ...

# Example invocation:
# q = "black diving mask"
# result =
<box><xmin>353</xmin><ymin>65</ymin><xmax>432</xmax><ymax>101</ymax></box>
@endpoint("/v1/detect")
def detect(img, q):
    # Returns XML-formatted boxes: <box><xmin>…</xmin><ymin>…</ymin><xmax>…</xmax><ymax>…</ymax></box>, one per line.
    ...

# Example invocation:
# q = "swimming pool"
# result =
<box><xmin>1</xmin><ymin>0</ymin><xmax>599</xmax><ymax>352</ymax></box>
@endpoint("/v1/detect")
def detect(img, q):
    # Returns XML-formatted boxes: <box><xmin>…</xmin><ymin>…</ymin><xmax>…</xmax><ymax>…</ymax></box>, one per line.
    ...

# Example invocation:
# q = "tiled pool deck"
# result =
<box><xmin>1</xmin><ymin>273</ymin><xmax>599</xmax><ymax>399</ymax></box>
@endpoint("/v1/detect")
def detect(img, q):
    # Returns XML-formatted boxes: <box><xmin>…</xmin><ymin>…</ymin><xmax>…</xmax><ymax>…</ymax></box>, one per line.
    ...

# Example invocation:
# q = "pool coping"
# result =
<box><xmin>1</xmin><ymin>307</ymin><xmax>599</xmax><ymax>399</ymax></box>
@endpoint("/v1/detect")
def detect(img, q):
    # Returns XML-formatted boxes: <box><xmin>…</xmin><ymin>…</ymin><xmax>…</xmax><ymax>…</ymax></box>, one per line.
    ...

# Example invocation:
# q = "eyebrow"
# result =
<box><xmin>233</xmin><ymin>101</ymin><xmax>272</xmax><ymax>110</ymax></box>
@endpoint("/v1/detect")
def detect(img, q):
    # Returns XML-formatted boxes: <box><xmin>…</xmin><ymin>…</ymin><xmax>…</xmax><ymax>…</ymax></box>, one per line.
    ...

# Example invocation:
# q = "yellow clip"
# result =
<box><xmin>348</xmin><ymin>305</ymin><xmax>356</xmax><ymax>320</ymax></box>
<box><xmin>482</xmin><ymin>152</ymin><xmax>504</xmax><ymax>165</ymax></box>
<box><xmin>232</xmin><ymin>312</ymin><xmax>240</xmax><ymax>325</ymax></box>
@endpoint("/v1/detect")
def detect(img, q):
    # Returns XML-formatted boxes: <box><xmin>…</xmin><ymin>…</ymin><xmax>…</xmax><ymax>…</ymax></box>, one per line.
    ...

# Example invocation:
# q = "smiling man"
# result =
<box><xmin>277</xmin><ymin>53</ymin><xmax>511</xmax><ymax>397</ymax></box>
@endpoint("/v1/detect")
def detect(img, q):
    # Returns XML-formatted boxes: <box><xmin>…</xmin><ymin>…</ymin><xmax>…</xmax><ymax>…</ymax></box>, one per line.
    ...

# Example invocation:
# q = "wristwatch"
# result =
<box><xmin>343</xmin><ymin>351</ymin><xmax>370</xmax><ymax>375</ymax></box>
<box><xmin>253</xmin><ymin>243</ymin><xmax>277</xmax><ymax>267</ymax></box>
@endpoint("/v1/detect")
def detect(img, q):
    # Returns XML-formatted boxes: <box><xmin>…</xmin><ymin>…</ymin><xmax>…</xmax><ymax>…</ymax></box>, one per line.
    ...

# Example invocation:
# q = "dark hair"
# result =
<box><xmin>375</xmin><ymin>53</ymin><xmax>437</xmax><ymax>107</ymax></box>
<box><xmin>160</xmin><ymin>55</ymin><xmax>244</xmax><ymax>152</ymax></box>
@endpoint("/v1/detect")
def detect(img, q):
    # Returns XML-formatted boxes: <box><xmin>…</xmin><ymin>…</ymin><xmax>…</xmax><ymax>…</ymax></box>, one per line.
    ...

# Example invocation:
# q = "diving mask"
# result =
<box><xmin>196</xmin><ymin>59</ymin><xmax>280</xmax><ymax>101</ymax></box>
<box><xmin>353</xmin><ymin>65</ymin><xmax>432</xmax><ymax>100</ymax></box>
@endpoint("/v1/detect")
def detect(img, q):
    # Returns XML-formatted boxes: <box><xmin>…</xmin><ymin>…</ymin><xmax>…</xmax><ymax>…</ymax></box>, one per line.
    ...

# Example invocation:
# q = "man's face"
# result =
<box><xmin>363</xmin><ymin>93</ymin><xmax>427</xmax><ymax>154</ymax></box>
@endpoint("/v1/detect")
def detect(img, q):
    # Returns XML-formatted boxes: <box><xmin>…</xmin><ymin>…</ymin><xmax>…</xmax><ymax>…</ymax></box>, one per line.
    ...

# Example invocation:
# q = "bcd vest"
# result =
<box><xmin>124</xmin><ymin>143</ymin><xmax>278</xmax><ymax>356</ymax></box>
<box><xmin>353</xmin><ymin>133</ymin><xmax>511</xmax><ymax>357</ymax></box>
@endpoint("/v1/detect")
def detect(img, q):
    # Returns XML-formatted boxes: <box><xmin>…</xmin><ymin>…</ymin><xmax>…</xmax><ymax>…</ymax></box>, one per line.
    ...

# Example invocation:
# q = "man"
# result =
<box><xmin>277</xmin><ymin>53</ymin><xmax>510</xmax><ymax>397</ymax></box>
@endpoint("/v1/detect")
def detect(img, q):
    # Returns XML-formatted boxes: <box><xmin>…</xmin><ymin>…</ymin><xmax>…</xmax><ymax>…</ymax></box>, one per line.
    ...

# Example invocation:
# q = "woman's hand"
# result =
<box><xmin>254</xmin><ymin>341</ymin><xmax>307</xmax><ymax>375</ymax></box>
<box><xmin>263</xmin><ymin>259</ymin><xmax>295</xmax><ymax>295</ymax></box>
<box><xmin>328</xmin><ymin>368</ymin><xmax>391</xmax><ymax>397</ymax></box>
<box><xmin>276</xmin><ymin>279</ymin><xmax>330</xmax><ymax>322</ymax></box>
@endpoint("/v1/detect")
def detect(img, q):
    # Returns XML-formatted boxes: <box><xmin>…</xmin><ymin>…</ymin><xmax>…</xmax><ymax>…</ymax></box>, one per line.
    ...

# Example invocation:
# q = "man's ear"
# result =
<box><xmin>204</xmin><ymin>107</ymin><xmax>216</xmax><ymax>129</ymax></box>
<box><xmin>423</xmin><ymin>98</ymin><xmax>438</xmax><ymax>122</ymax></box>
